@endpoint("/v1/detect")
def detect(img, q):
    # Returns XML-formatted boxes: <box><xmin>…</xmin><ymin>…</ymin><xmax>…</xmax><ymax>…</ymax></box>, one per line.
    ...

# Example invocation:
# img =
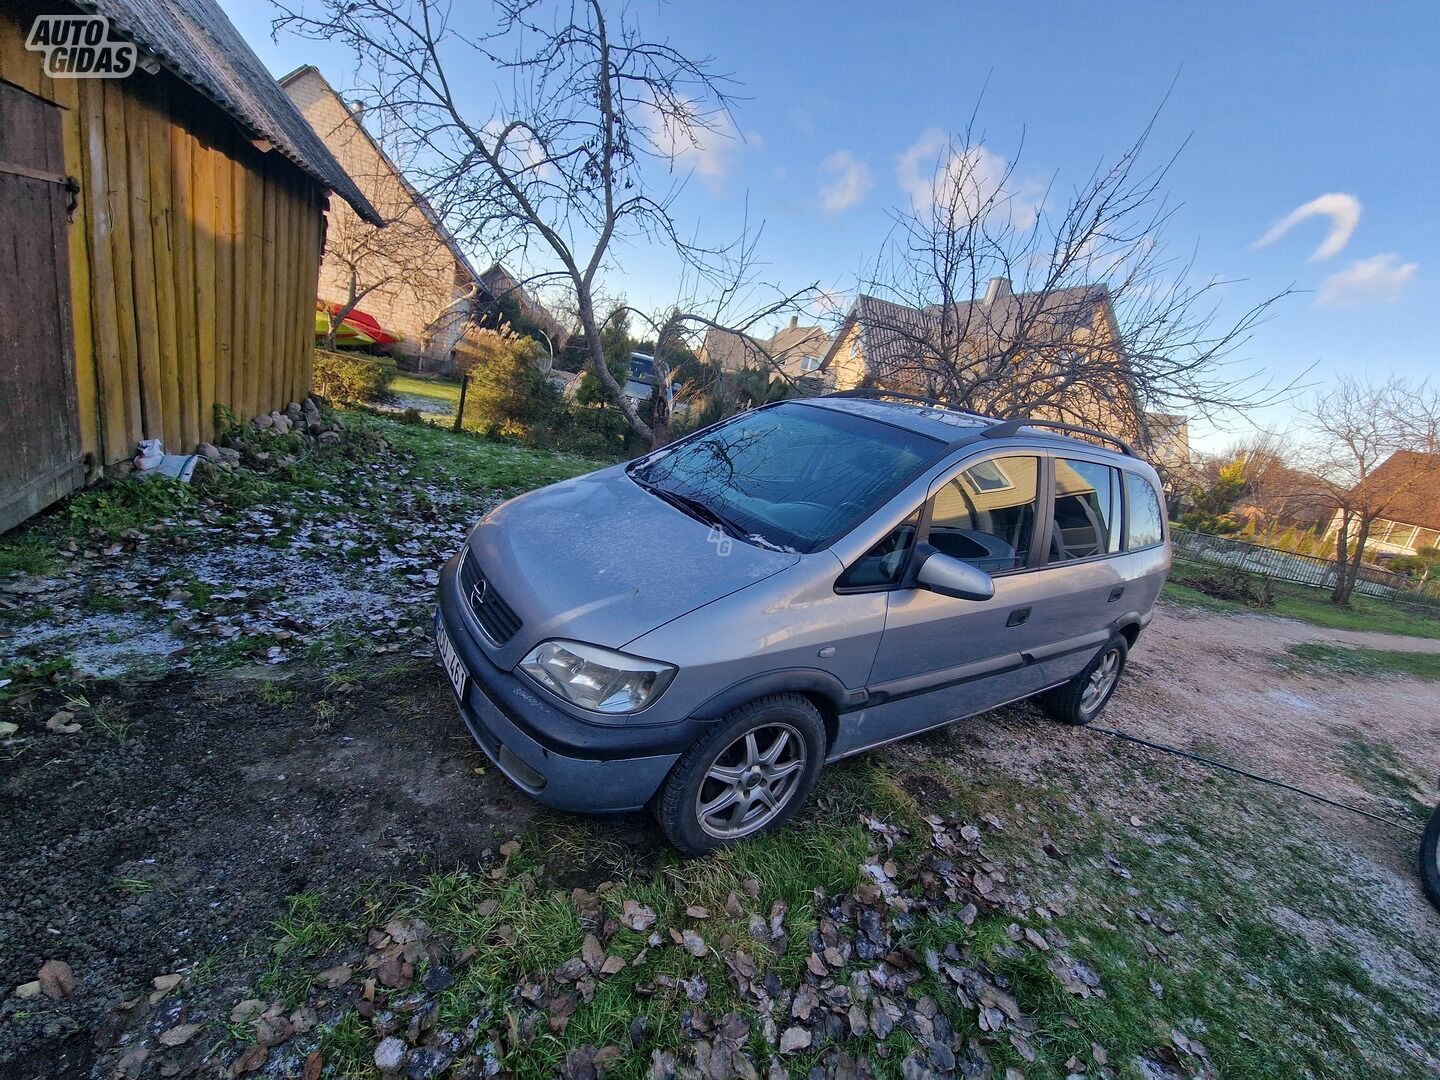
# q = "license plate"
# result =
<box><xmin>436</xmin><ymin>622</ymin><xmax>467</xmax><ymax>699</ymax></box>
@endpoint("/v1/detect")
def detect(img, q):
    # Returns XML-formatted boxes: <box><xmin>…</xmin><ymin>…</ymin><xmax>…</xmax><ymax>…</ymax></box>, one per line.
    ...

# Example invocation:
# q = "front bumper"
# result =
<box><xmin>434</xmin><ymin>558</ymin><xmax>680</xmax><ymax>814</ymax></box>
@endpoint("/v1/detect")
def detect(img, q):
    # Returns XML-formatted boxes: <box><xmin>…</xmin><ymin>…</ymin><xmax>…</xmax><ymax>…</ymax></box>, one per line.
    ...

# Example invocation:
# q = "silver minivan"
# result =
<box><xmin>435</xmin><ymin>392</ymin><xmax>1171</xmax><ymax>854</ymax></box>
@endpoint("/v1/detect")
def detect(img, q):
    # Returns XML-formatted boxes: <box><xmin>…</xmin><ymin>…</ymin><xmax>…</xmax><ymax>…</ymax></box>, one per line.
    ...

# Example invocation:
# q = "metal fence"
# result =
<box><xmin>1170</xmin><ymin>528</ymin><xmax>1440</xmax><ymax>606</ymax></box>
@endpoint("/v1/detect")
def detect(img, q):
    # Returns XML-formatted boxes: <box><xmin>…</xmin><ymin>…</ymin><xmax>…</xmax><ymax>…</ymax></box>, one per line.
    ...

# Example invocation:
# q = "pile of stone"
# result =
<box><xmin>197</xmin><ymin>394</ymin><xmax>346</xmax><ymax>468</ymax></box>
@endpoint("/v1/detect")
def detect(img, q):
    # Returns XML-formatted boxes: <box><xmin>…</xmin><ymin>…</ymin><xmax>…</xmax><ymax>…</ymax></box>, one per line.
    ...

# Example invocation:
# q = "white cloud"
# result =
<box><xmin>1253</xmin><ymin>193</ymin><xmax>1361</xmax><ymax>261</ymax></box>
<box><xmin>895</xmin><ymin>128</ymin><xmax>1039</xmax><ymax>228</ymax></box>
<box><xmin>1316</xmin><ymin>253</ymin><xmax>1417</xmax><ymax>308</ymax></box>
<box><xmin>818</xmin><ymin>151</ymin><xmax>871</xmax><ymax>214</ymax></box>
<box><xmin>642</xmin><ymin>99</ymin><xmax>736</xmax><ymax>193</ymax></box>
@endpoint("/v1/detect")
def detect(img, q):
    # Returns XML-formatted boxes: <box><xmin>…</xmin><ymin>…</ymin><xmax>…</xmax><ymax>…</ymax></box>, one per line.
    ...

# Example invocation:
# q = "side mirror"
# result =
<box><xmin>915</xmin><ymin>550</ymin><xmax>995</xmax><ymax>601</ymax></box>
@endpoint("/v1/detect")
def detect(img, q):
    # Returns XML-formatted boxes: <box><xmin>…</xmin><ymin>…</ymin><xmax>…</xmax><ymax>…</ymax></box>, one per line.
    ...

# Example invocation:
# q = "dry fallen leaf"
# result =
<box><xmin>158</xmin><ymin>1023</ymin><xmax>202</xmax><ymax>1047</ymax></box>
<box><xmin>778</xmin><ymin>1026</ymin><xmax>811</xmax><ymax>1053</ymax></box>
<box><xmin>620</xmin><ymin>899</ymin><xmax>657</xmax><ymax>931</ymax></box>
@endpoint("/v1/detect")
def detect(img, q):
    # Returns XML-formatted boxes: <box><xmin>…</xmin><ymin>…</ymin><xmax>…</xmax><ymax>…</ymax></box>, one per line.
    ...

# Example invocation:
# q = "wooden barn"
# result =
<box><xmin>0</xmin><ymin>0</ymin><xmax>382</xmax><ymax>532</ymax></box>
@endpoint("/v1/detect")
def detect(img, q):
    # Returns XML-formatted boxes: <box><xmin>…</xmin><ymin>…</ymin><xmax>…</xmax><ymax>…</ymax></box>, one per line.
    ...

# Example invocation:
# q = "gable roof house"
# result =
<box><xmin>1323</xmin><ymin>449</ymin><xmax>1440</xmax><ymax>559</ymax></box>
<box><xmin>698</xmin><ymin>317</ymin><xmax>833</xmax><ymax>383</ymax></box>
<box><xmin>0</xmin><ymin>0</ymin><xmax>382</xmax><ymax>532</ymax></box>
<box><xmin>281</xmin><ymin>67</ymin><xmax>567</xmax><ymax>375</ymax></box>
<box><xmin>817</xmin><ymin>278</ymin><xmax>1188</xmax><ymax>474</ymax></box>
<box><xmin>280</xmin><ymin>65</ymin><xmax>480</xmax><ymax>372</ymax></box>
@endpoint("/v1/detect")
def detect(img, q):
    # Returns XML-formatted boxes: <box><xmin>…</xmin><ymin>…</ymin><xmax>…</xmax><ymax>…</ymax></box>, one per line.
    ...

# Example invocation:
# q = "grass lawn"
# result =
<box><xmin>1283</xmin><ymin>641</ymin><xmax>1440</xmax><ymax>681</ymax></box>
<box><xmin>1164</xmin><ymin>558</ymin><xmax>1440</xmax><ymax>639</ymax></box>
<box><xmin>383</xmin><ymin>372</ymin><xmax>465</xmax><ymax>422</ymax></box>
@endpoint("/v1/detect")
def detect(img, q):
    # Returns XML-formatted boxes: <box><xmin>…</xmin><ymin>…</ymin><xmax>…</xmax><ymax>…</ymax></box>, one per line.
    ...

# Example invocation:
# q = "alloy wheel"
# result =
<box><xmin>1080</xmin><ymin>648</ymin><xmax>1121</xmax><ymax>715</ymax></box>
<box><xmin>695</xmin><ymin>723</ymin><xmax>807</xmax><ymax>839</ymax></box>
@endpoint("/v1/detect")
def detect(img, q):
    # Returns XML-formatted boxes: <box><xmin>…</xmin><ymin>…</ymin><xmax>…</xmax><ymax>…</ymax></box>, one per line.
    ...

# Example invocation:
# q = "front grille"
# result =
<box><xmin>459</xmin><ymin>550</ymin><xmax>523</xmax><ymax>645</ymax></box>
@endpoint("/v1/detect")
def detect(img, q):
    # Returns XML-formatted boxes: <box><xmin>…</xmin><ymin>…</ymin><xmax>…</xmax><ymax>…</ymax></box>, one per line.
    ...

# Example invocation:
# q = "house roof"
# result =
<box><xmin>699</xmin><ymin>321</ymin><xmax>832</xmax><ymax>372</ymax></box>
<box><xmin>477</xmin><ymin>263</ymin><xmax>567</xmax><ymax>343</ymax></box>
<box><xmin>1359</xmin><ymin>450</ymin><xmax>1440</xmax><ymax>531</ymax></box>
<box><xmin>280</xmin><ymin>65</ymin><xmax>475</xmax><ymax>266</ymax></box>
<box><xmin>825</xmin><ymin>283</ymin><xmax>1113</xmax><ymax>380</ymax></box>
<box><xmin>699</xmin><ymin>327</ymin><xmax>770</xmax><ymax>371</ymax></box>
<box><xmin>83</xmin><ymin>0</ymin><xmax>382</xmax><ymax>224</ymax></box>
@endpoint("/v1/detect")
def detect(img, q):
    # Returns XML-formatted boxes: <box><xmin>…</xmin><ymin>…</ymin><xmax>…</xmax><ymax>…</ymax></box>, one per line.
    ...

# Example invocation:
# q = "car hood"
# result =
<box><xmin>465</xmin><ymin>464</ymin><xmax>799</xmax><ymax>664</ymax></box>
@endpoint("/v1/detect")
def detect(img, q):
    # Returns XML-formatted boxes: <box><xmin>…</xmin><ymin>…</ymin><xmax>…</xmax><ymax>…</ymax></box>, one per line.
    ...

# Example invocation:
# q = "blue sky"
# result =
<box><xmin>224</xmin><ymin>0</ymin><xmax>1438</xmax><ymax>451</ymax></box>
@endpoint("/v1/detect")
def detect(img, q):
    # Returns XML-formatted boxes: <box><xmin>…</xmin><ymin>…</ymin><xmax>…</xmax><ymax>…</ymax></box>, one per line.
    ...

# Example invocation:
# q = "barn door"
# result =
<box><xmin>0</xmin><ymin>80</ymin><xmax>84</xmax><ymax>534</ymax></box>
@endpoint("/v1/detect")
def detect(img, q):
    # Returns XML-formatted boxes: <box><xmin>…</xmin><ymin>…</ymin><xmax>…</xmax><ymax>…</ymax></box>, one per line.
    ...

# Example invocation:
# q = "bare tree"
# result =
<box><xmin>276</xmin><ymin>0</ymin><xmax>809</xmax><ymax>447</ymax></box>
<box><xmin>1298</xmin><ymin>377</ymin><xmax>1440</xmax><ymax>605</ymax></box>
<box><xmin>853</xmin><ymin>113</ymin><xmax>1296</xmax><ymax>454</ymax></box>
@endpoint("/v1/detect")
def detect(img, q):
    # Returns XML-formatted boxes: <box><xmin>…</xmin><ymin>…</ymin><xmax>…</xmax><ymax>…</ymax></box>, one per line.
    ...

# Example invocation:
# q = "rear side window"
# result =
<box><xmin>1050</xmin><ymin>459</ymin><xmax>1121</xmax><ymax>561</ymax></box>
<box><xmin>927</xmin><ymin>456</ymin><xmax>1039</xmax><ymax>573</ymax></box>
<box><xmin>1124</xmin><ymin>471</ymin><xmax>1165</xmax><ymax>549</ymax></box>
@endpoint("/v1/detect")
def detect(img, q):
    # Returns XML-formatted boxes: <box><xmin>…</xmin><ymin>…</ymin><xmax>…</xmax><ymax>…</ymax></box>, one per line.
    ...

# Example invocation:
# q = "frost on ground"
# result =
<box><xmin>0</xmin><ymin>411</ymin><xmax>585</xmax><ymax>683</ymax></box>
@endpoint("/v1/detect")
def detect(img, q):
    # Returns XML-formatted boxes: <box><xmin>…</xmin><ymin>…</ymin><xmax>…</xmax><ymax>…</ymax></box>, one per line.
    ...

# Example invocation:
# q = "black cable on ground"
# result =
<box><xmin>1087</xmin><ymin>724</ymin><xmax>1425</xmax><ymax>836</ymax></box>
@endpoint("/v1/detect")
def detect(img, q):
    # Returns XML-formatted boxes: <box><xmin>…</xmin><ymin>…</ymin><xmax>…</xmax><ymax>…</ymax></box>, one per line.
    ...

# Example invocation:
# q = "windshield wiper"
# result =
<box><xmin>632</xmin><ymin>475</ymin><xmax>744</xmax><ymax>539</ymax></box>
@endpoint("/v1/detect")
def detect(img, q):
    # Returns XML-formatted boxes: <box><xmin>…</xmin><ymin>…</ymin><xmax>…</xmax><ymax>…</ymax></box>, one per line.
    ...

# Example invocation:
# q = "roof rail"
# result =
<box><xmin>824</xmin><ymin>387</ymin><xmax>994</xmax><ymax>422</ymax></box>
<box><xmin>979</xmin><ymin>417</ymin><xmax>1138</xmax><ymax>458</ymax></box>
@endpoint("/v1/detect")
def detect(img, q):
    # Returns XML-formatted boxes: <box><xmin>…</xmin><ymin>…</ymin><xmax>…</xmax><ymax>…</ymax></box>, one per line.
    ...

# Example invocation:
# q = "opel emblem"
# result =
<box><xmin>471</xmin><ymin>578</ymin><xmax>489</xmax><ymax>606</ymax></box>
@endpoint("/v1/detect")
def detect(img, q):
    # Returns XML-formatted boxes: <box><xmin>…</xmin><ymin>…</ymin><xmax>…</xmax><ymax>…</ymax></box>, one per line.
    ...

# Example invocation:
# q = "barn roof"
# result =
<box><xmin>80</xmin><ymin>0</ymin><xmax>384</xmax><ymax>224</ymax></box>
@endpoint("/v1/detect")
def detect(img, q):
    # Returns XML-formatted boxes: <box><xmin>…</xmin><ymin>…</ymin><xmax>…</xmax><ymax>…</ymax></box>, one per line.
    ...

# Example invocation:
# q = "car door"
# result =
<box><xmin>1023</xmin><ymin>454</ymin><xmax>1129</xmax><ymax>685</ymax></box>
<box><xmin>846</xmin><ymin>452</ymin><xmax>1061</xmax><ymax>751</ymax></box>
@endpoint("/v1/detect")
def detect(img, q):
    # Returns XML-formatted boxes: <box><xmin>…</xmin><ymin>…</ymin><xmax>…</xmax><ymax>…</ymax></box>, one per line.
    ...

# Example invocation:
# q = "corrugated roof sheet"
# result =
<box><xmin>81</xmin><ymin>0</ymin><xmax>383</xmax><ymax>224</ymax></box>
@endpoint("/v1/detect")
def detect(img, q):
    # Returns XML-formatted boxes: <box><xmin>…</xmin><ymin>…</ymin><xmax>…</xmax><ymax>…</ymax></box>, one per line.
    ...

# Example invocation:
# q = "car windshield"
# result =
<box><xmin>627</xmin><ymin>402</ymin><xmax>942</xmax><ymax>553</ymax></box>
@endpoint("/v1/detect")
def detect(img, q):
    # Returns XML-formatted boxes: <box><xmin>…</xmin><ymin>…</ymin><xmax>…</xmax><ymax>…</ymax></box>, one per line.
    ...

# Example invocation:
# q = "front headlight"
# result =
<box><xmin>519</xmin><ymin>640</ymin><xmax>676</xmax><ymax>715</ymax></box>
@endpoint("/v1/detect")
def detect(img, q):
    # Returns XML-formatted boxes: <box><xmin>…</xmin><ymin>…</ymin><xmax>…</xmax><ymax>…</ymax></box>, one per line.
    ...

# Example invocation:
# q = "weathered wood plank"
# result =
<box><xmin>192</xmin><ymin>134</ymin><xmax>217</xmax><ymax>445</ymax></box>
<box><xmin>214</xmin><ymin>142</ymin><xmax>236</xmax><ymax>429</ymax></box>
<box><xmin>124</xmin><ymin>90</ymin><xmax>164</xmax><ymax>441</ymax></box>
<box><xmin>50</xmin><ymin>73</ymin><xmax>101</xmax><ymax>468</ymax></box>
<box><xmin>296</xmin><ymin>193</ymin><xmax>323</xmax><ymax>400</ymax></box>
<box><xmin>229</xmin><ymin>149</ymin><xmax>250</xmax><ymax>425</ymax></box>
<box><xmin>281</xmin><ymin>184</ymin><xmax>304</xmax><ymax>404</ymax></box>
<box><xmin>102</xmin><ymin>79</ymin><xmax>142</xmax><ymax>450</ymax></box>
<box><xmin>79</xmin><ymin>79</ymin><xmax>126</xmax><ymax>463</ymax></box>
<box><xmin>242</xmin><ymin>154</ymin><xmax>265</xmax><ymax>422</ymax></box>
<box><xmin>145</xmin><ymin>82</ymin><xmax>181</xmax><ymax>450</ymax></box>
<box><xmin>169</xmin><ymin>124</ymin><xmax>200</xmax><ymax>449</ymax></box>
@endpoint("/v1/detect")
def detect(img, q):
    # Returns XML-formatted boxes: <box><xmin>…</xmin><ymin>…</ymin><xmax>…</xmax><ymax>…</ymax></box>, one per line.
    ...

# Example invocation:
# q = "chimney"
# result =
<box><xmin>788</xmin><ymin>315</ymin><xmax>799</xmax><ymax>330</ymax></box>
<box><xmin>351</xmin><ymin>100</ymin><xmax>366</xmax><ymax>125</ymax></box>
<box><xmin>983</xmin><ymin>277</ymin><xmax>1012</xmax><ymax>307</ymax></box>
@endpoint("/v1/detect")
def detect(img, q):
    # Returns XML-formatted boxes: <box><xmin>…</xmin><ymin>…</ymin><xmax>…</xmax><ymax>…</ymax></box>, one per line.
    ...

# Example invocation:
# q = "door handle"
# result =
<box><xmin>1006</xmin><ymin>607</ymin><xmax>1031</xmax><ymax>627</ymax></box>
<box><xmin>1107</xmin><ymin>586</ymin><xmax>1125</xmax><ymax>602</ymax></box>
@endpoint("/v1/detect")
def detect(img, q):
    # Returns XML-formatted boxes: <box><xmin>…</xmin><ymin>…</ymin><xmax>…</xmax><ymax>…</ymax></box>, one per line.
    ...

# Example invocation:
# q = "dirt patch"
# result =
<box><xmin>0</xmin><ymin>660</ymin><xmax>659</xmax><ymax>1077</ymax></box>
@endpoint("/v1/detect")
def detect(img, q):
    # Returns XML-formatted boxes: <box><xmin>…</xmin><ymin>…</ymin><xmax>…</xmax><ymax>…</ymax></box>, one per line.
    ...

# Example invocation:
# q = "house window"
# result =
<box><xmin>801</xmin><ymin>355</ymin><xmax>821</xmax><ymax>373</ymax></box>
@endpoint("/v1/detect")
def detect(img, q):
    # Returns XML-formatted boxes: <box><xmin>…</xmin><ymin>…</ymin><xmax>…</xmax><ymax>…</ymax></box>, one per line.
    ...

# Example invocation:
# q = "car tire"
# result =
<box><xmin>1421</xmin><ymin>803</ymin><xmax>1440</xmax><ymax>911</ymax></box>
<box><xmin>1039</xmin><ymin>633</ymin><xmax>1129</xmax><ymax>726</ymax></box>
<box><xmin>654</xmin><ymin>694</ymin><xmax>826</xmax><ymax>857</ymax></box>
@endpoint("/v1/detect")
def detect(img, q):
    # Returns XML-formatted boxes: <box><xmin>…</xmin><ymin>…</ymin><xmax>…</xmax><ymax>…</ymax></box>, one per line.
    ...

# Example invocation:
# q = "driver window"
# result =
<box><xmin>836</xmin><ymin>511</ymin><xmax>919</xmax><ymax>589</ymax></box>
<box><xmin>927</xmin><ymin>456</ymin><xmax>1039</xmax><ymax>573</ymax></box>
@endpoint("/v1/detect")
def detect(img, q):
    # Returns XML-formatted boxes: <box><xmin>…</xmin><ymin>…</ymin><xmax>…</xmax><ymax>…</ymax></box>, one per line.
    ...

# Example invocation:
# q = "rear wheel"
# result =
<box><xmin>1040</xmin><ymin>633</ymin><xmax>1128</xmax><ymax>726</ymax></box>
<box><xmin>1421</xmin><ymin>803</ymin><xmax>1440</xmax><ymax>911</ymax></box>
<box><xmin>655</xmin><ymin>695</ymin><xmax>825</xmax><ymax>857</ymax></box>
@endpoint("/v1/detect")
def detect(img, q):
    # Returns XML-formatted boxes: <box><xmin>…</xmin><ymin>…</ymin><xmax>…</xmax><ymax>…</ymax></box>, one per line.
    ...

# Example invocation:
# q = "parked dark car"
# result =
<box><xmin>435</xmin><ymin>392</ymin><xmax>1171</xmax><ymax>854</ymax></box>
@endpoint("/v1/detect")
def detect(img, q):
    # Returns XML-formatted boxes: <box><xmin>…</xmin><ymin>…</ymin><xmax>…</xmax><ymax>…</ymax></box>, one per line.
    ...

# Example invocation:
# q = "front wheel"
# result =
<box><xmin>654</xmin><ymin>695</ymin><xmax>825</xmax><ymax>857</ymax></box>
<box><xmin>1421</xmin><ymin>803</ymin><xmax>1440</xmax><ymax>911</ymax></box>
<box><xmin>1040</xmin><ymin>633</ymin><xmax>1128</xmax><ymax>726</ymax></box>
